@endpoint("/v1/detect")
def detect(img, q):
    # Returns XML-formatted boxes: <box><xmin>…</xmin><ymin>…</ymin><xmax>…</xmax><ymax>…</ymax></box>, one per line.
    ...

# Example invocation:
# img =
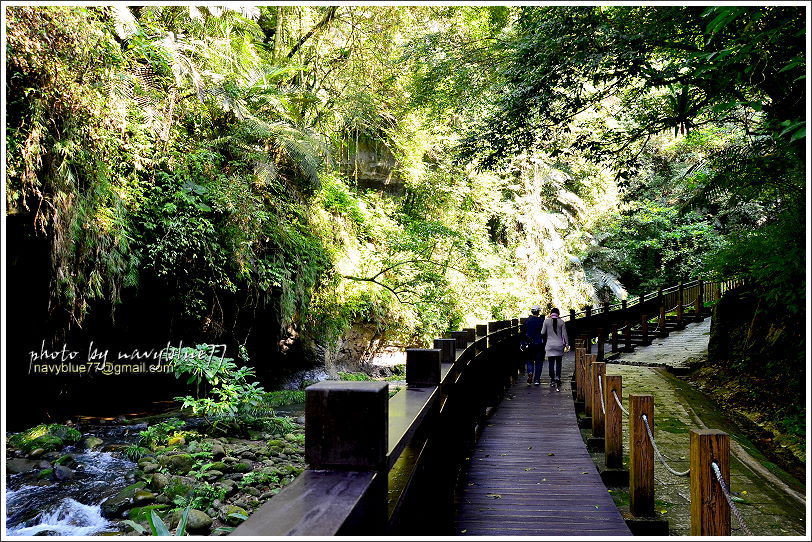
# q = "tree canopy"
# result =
<box><xmin>4</xmin><ymin>4</ymin><xmax>807</xmax><ymax>374</ymax></box>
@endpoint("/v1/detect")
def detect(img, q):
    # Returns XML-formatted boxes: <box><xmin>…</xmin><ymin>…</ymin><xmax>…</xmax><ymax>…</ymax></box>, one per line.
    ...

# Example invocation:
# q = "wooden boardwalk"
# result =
<box><xmin>454</xmin><ymin>352</ymin><xmax>632</xmax><ymax>536</ymax></box>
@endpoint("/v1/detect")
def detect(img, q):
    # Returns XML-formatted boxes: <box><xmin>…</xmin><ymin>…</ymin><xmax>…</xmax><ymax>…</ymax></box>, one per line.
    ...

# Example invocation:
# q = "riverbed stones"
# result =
<box><xmin>150</xmin><ymin>472</ymin><xmax>169</xmax><ymax>490</ymax></box>
<box><xmin>178</xmin><ymin>509</ymin><xmax>212</xmax><ymax>533</ymax></box>
<box><xmin>53</xmin><ymin>464</ymin><xmax>74</xmax><ymax>481</ymax></box>
<box><xmin>133</xmin><ymin>489</ymin><xmax>156</xmax><ymax>504</ymax></box>
<box><xmin>158</xmin><ymin>453</ymin><xmax>195</xmax><ymax>474</ymax></box>
<box><xmin>211</xmin><ymin>443</ymin><xmax>226</xmax><ymax>459</ymax></box>
<box><xmin>228</xmin><ymin>461</ymin><xmax>252</xmax><ymax>473</ymax></box>
<box><xmin>100</xmin><ymin>481</ymin><xmax>146</xmax><ymax>518</ymax></box>
<box><xmin>222</xmin><ymin>504</ymin><xmax>248</xmax><ymax>526</ymax></box>
<box><xmin>83</xmin><ymin>436</ymin><xmax>104</xmax><ymax>450</ymax></box>
<box><xmin>6</xmin><ymin>458</ymin><xmax>43</xmax><ymax>474</ymax></box>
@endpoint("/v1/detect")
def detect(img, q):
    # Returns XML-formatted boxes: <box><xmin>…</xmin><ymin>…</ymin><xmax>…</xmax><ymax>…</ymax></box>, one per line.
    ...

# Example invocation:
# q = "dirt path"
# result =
<box><xmin>596</xmin><ymin>318</ymin><xmax>806</xmax><ymax>536</ymax></box>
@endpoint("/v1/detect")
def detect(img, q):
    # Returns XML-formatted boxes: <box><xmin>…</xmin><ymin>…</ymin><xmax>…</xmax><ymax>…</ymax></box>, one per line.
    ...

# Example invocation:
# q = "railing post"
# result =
<box><xmin>575</xmin><ymin>346</ymin><xmax>586</xmax><ymax>404</ymax></box>
<box><xmin>591</xmin><ymin>362</ymin><xmax>606</xmax><ymax>437</ymax></box>
<box><xmin>629</xmin><ymin>394</ymin><xmax>654</xmax><ymax>518</ymax></box>
<box><xmin>610</xmin><ymin>323</ymin><xmax>619</xmax><ymax>353</ymax></box>
<box><xmin>658</xmin><ymin>288</ymin><xmax>668</xmax><ymax>337</ymax></box>
<box><xmin>433</xmin><ymin>339</ymin><xmax>456</xmax><ymax>365</ymax></box>
<box><xmin>696</xmin><ymin>277</ymin><xmax>705</xmax><ymax>319</ymax></box>
<box><xmin>584</xmin><ymin>333</ymin><xmax>592</xmax><ymax>354</ymax></box>
<box><xmin>305</xmin><ymin>381</ymin><xmax>389</xmax><ymax>531</ymax></box>
<box><xmin>585</xmin><ymin>305</ymin><xmax>592</xmax><ymax>318</ymax></box>
<box><xmin>690</xmin><ymin>430</ymin><xmax>730</xmax><ymax>536</ymax></box>
<box><xmin>623</xmin><ymin>321</ymin><xmax>632</xmax><ymax>352</ymax></box>
<box><xmin>596</xmin><ymin>328</ymin><xmax>605</xmax><ymax>362</ymax></box>
<box><xmin>463</xmin><ymin>327</ymin><xmax>476</xmax><ymax>342</ymax></box>
<box><xmin>583</xmin><ymin>354</ymin><xmax>596</xmax><ymax>417</ymax></box>
<box><xmin>569</xmin><ymin>308</ymin><xmax>576</xmax><ymax>322</ymax></box>
<box><xmin>677</xmin><ymin>282</ymin><xmax>684</xmax><ymax>327</ymax></box>
<box><xmin>641</xmin><ymin>314</ymin><xmax>649</xmax><ymax>344</ymax></box>
<box><xmin>406</xmin><ymin>349</ymin><xmax>441</xmax><ymax>387</ymax></box>
<box><xmin>450</xmin><ymin>331</ymin><xmax>468</xmax><ymax>349</ymax></box>
<box><xmin>621</xmin><ymin>299</ymin><xmax>627</xmax><ymax>311</ymax></box>
<box><xmin>604</xmin><ymin>375</ymin><xmax>623</xmax><ymax>469</ymax></box>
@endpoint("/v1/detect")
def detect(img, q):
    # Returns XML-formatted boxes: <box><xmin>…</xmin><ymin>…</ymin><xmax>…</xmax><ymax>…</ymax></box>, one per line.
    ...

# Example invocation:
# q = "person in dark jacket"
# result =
<box><xmin>523</xmin><ymin>305</ymin><xmax>545</xmax><ymax>385</ymax></box>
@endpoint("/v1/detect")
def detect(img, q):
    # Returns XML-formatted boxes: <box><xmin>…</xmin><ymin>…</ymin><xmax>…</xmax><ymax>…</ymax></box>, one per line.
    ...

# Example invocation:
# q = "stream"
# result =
<box><xmin>6</xmin><ymin>424</ymin><xmax>142</xmax><ymax>536</ymax></box>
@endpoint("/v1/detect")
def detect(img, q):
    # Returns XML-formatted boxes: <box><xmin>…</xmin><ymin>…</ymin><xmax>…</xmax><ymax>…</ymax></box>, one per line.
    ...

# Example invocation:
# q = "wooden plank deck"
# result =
<box><xmin>454</xmin><ymin>351</ymin><xmax>632</xmax><ymax>536</ymax></box>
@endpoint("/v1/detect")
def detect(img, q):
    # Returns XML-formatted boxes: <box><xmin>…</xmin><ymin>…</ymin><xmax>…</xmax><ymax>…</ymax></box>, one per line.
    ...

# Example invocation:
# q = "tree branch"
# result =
<box><xmin>287</xmin><ymin>6</ymin><xmax>338</xmax><ymax>59</ymax></box>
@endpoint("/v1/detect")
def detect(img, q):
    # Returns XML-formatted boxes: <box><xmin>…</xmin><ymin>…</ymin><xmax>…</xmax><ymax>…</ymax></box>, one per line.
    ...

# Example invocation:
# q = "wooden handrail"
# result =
<box><xmin>232</xmin><ymin>319</ymin><xmax>522</xmax><ymax>536</ymax></box>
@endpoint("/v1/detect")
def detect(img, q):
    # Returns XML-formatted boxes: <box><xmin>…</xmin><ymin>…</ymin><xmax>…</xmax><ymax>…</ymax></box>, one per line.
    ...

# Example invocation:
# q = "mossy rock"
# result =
<box><xmin>100</xmin><ymin>481</ymin><xmax>147</xmax><ymax>518</ymax></box>
<box><xmin>8</xmin><ymin>424</ymin><xmax>81</xmax><ymax>455</ymax></box>
<box><xmin>228</xmin><ymin>462</ymin><xmax>252</xmax><ymax>473</ymax></box>
<box><xmin>158</xmin><ymin>454</ymin><xmax>195</xmax><ymax>474</ymax></box>
<box><xmin>37</xmin><ymin>468</ymin><xmax>54</xmax><ymax>480</ymax></box>
<box><xmin>222</xmin><ymin>505</ymin><xmax>249</xmax><ymax>526</ymax></box>
<box><xmin>209</xmin><ymin>461</ymin><xmax>229</xmax><ymax>472</ymax></box>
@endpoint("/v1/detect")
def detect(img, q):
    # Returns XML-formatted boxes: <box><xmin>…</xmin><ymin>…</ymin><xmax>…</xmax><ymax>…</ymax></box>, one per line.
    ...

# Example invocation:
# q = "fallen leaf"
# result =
<box><xmin>486</xmin><ymin>494</ymin><xmax>502</xmax><ymax>499</ymax></box>
<box><xmin>547</xmin><ymin>452</ymin><xmax>555</xmax><ymax>456</ymax></box>
<box><xmin>581</xmin><ymin>472</ymin><xmax>588</xmax><ymax>474</ymax></box>
<box><xmin>528</xmin><ymin>446</ymin><xmax>533</xmax><ymax>449</ymax></box>
<box><xmin>660</xmin><ymin>509</ymin><xmax>667</xmax><ymax>515</ymax></box>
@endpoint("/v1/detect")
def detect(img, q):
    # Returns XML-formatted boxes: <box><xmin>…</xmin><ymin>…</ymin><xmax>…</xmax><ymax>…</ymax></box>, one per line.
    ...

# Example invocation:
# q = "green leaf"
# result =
<box><xmin>120</xmin><ymin>520</ymin><xmax>147</xmax><ymax>534</ymax></box>
<box><xmin>148</xmin><ymin>510</ymin><xmax>170</xmax><ymax>536</ymax></box>
<box><xmin>176</xmin><ymin>505</ymin><xmax>190</xmax><ymax>536</ymax></box>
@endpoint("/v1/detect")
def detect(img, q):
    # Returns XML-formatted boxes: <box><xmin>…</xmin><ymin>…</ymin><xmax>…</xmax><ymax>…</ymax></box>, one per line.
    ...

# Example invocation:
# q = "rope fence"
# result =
<box><xmin>642</xmin><ymin>414</ymin><xmax>690</xmax><ymax>477</ymax></box>
<box><xmin>712</xmin><ymin>461</ymin><xmax>753</xmax><ymax>536</ymax></box>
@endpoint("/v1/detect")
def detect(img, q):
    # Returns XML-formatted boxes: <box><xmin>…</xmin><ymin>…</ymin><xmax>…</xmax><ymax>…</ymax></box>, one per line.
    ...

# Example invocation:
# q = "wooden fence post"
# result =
<box><xmin>658</xmin><ymin>288</ymin><xmax>668</xmax><ymax>337</ymax></box>
<box><xmin>610</xmin><ymin>323</ymin><xmax>619</xmax><ymax>353</ymax></box>
<box><xmin>583</xmin><ymin>354</ymin><xmax>596</xmax><ymax>417</ymax></box>
<box><xmin>596</xmin><ymin>328</ymin><xmax>605</xmax><ymax>362</ymax></box>
<box><xmin>624</xmin><ymin>321</ymin><xmax>633</xmax><ymax>352</ymax></box>
<box><xmin>677</xmin><ymin>282</ymin><xmax>684</xmax><ymax>327</ymax></box>
<box><xmin>690</xmin><ymin>430</ymin><xmax>731</xmax><ymax>536</ymax></box>
<box><xmin>433</xmin><ymin>339</ymin><xmax>456</xmax><ymax>365</ymax></box>
<box><xmin>585</xmin><ymin>333</ymin><xmax>593</xmax><ymax>354</ymax></box>
<box><xmin>697</xmin><ymin>279</ymin><xmax>705</xmax><ymax>316</ymax></box>
<box><xmin>305</xmin><ymin>381</ymin><xmax>389</xmax><ymax>530</ymax></box>
<box><xmin>406</xmin><ymin>349</ymin><xmax>441</xmax><ymax>387</ymax></box>
<box><xmin>575</xmin><ymin>347</ymin><xmax>587</xmax><ymax>403</ymax></box>
<box><xmin>591</xmin><ymin>362</ymin><xmax>606</xmax><ymax>437</ymax></box>
<box><xmin>604</xmin><ymin>375</ymin><xmax>623</xmax><ymax>469</ymax></box>
<box><xmin>641</xmin><ymin>314</ymin><xmax>649</xmax><ymax>344</ymax></box>
<box><xmin>629</xmin><ymin>394</ymin><xmax>654</xmax><ymax>517</ymax></box>
<box><xmin>585</xmin><ymin>305</ymin><xmax>592</xmax><ymax>318</ymax></box>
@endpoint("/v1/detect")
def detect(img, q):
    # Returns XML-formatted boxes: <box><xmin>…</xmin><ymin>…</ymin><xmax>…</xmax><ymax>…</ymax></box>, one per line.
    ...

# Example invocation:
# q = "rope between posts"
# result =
<box><xmin>612</xmin><ymin>390</ymin><xmax>629</xmax><ymax>416</ymax></box>
<box><xmin>642</xmin><ymin>414</ymin><xmax>690</xmax><ymax>477</ymax></box>
<box><xmin>598</xmin><ymin>375</ymin><xmax>605</xmax><ymax>415</ymax></box>
<box><xmin>712</xmin><ymin>461</ymin><xmax>754</xmax><ymax>536</ymax></box>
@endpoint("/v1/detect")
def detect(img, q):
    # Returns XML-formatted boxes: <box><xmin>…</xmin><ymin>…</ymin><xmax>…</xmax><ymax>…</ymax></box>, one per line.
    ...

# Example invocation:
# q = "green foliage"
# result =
<box><xmin>125</xmin><ymin>445</ymin><xmax>152</xmax><ymax>462</ymax></box>
<box><xmin>8</xmin><ymin>424</ymin><xmax>81</xmax><ymax>454</ymax></box>
<box><xmin>261</xmin><ymin>390</ymin><xmax>306</xmax><ymax>407</ymax></box>
<box><xmin>169</xmin><ymin>344</ymin><xmax>268</xmax><ymax>425</ymax></box>
<box><xmin>337</xmin><ymin>371</ymin><xmax>372</xmax><ymax>381</ymax></box>
<box><xmin>585</xmin><ymin>202</ymin><xmax>723</xmax><ymax>297</ymax></box>
<box><xmin>138</xmin><ymin>419</ymin><xmax>186</xmax><ymax>449</ymax></box>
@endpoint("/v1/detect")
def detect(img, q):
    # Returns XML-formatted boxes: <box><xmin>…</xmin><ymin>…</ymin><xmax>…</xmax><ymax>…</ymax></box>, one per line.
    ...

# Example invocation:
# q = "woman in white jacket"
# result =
<box><xmin>540</xmin><ymin>308</ymin><xmax>569</xmax><ymax>391</ymax></box>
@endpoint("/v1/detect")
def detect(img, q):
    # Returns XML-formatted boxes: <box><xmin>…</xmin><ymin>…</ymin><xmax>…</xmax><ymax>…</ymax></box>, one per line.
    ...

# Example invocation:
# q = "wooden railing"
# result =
<box><xmin>231</xmin><ymin>276</ymin><xmax>745</xmax><ymax>536</ymax></box>
<box><xmin>232</xmin><ymin>319</ymin><xmax>522</xmax><ymax>536</ymax></box>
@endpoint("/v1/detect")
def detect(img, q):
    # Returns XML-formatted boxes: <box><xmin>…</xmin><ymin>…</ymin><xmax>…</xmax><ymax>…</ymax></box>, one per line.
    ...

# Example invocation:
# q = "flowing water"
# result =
<box><xmin>5</xmin><ymin>424</ymin><xmax>142</xmax><ymax>536</ymax></box>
